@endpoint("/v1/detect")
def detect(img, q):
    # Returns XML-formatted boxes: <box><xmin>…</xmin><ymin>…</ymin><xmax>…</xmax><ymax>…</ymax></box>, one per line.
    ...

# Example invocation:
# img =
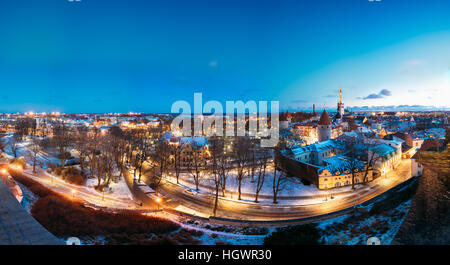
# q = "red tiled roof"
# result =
<box><xmin>394</xmin><ymin>132</ymin><xmax>412</xmax><ymax>143</ymax></box>
<box><xmin>418</xmin><ymin>139</ymin><xmax>441</xmax><ymax>152</ymax></box>
<box><xmin>318</xmin><ymin>110</ymin><xmax>332</xmax><ymax>125</ymax></box>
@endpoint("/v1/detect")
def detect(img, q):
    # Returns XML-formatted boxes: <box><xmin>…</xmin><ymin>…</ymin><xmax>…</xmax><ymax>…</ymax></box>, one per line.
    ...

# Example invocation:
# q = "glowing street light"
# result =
<box><xmin>155</xmin><ymin>196</ymin><xmax>162</xmax><ymax>210</ymax></box>
<box><xmin>71</xmin><ymin>189</ymin><xmax>76</xmax><ymax>198</ymax></box>
<box><xmin>1</xmin><ymin>168</ymin><xmax>7</xmax><ymax>175</ymax></box>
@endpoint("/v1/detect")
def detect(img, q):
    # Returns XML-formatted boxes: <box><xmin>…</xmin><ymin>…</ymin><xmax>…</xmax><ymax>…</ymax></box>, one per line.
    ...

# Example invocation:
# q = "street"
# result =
<box><xmin>133</xmin><ymin>159</ymin><xmax>413</xmax><ymax>221</ymax></box>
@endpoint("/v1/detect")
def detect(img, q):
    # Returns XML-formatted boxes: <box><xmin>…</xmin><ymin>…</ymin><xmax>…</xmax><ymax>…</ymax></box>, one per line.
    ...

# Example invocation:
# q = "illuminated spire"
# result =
<box><xmin>339</xmin><ymin>88</ymin><xmax>342</xmax><ymax>103</ymax></box>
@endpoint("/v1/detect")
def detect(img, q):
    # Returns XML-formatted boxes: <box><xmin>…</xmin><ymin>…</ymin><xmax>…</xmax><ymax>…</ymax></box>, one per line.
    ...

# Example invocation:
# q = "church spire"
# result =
<box><xmin>339</xmin><ymin>88</ymin><xmax>342</xmax><ymax>104</ymax></box>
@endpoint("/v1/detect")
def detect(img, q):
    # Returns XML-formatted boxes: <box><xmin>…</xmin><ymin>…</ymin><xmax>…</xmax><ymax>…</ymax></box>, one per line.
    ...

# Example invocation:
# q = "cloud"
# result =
<box><xmin>363</xmin><ymin>89</ymin><xmax>392</xmax><ymax>100</ymax></box>
<box><xmin>408</xmin><ymin>89</ymin><xmax>415</xmax><ymax>93</ymax></box>
<box><xmin>399</xmin><ymin>59</ymin><xmax>426</xmax><ymax>72</ymax></box>
<box><xmin>403</xmin><ymin>59</ymin><xmax>426</xmax><ymax>68</ymax></box>
<box><xmin>379</xmin><ymin>89</ymin><xmax>391</xmax><ymax>96</ymax></box>
<box><xmin>325</xmin><ymin>94</ymin><xmax>336</xmax><ymax>98</ymax></box>
<box><xmin>349</xmin><ymin>105</ymin><xmax>449</xmax><ymax>111</ymax></box>
<box><xmin>209</xmin><ymin>61</ymin><xmax>218</xmax><ymax>67</ymax></box>
<box><xmin>363</xmin><ymin>93</ymin><xmax>383</xmax><ymax>100</ymax></box>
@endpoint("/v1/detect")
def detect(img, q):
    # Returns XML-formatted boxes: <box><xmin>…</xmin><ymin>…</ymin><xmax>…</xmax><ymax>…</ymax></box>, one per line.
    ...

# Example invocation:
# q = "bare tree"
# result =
<box><xmin>101</xmin><ymin>138</ymin><xmax>116</xmax><ymax>187</ymax></box>
<box><xmin>26</xmin><ymin>138</ymin><xmax>42</xmax><ymax>173</ymax></box>
<box><xmin>209</xmin><ymin>136</ymin><xmax>225</xmax><ymax>216</ymax></box>
<box><xmin>248</xmin><ymin>139</ymin><xmax>258</xmax><ymax>183</ymax></box>
<box><xmin>272</xmin><ymin>166</ymin><xmax>287</xmax><ymax>204</ymax></box>
<box><xmin>74</xmin><ymin>127</ymin><xmax>89</xmax><ymax>176</ymax></box>
<box><xmin>186</xmin><ymin>141</ymin><xmax>203</xmax><ymax>191</ymax></box>
<box><xmin>362</xmin><ymin>146</ymin><xmax>380</xmax><ymax>183</ymax></box>
<box><xmin>7</xmin><ymin>134</ymin><xmax>20</xmax><ymax>158</ymax></box>
<box><xmin>52</xmin><ymin>122</ymin><xmax>72</xmax><ymax>167</ymax></box>
<box><xmin>345</xmin><ymin>136</ymin><xmax>380</xmax><ymax>188</ymax></box>
<box><xmin>15</xmin><ymin>118</ymin><xmax>35</xmax><ymax>139</ymax></box>
<box><xmin>127</xmin><ymin>129</ymin><xmax>148</xmax><ymax>181</ymax></box>
<box><xmin>233</xmin><ymin>137</ymin><xmax>251</xmax><ymax>200</ymax></box>
<box><xmin>150</xmin><ymin>139</ymin><xmax>170</xmax><ymax>195</ymax></box>
<box><xmin>113</xmin><ymin>136</ymin><xmax>127</xmax><ymax>178</ymax></box>
<box><xmin>218</xmin><ymin>140</ymin><xmax>231</xmax><ymax>197</ymax></box>
<box><xmin>171</xmin><ymin>143</ymin><xmax>182</xmax><ymax>184</ymax></box>
<box><xmin>87</xmin><ymin>128</ymin><xmax>101</xmax><ymax>185</ymax></box>
<box><xmin>255</xmin><ymin>147</ymin><xmax>270</xmax><ymax>203</ymax></box>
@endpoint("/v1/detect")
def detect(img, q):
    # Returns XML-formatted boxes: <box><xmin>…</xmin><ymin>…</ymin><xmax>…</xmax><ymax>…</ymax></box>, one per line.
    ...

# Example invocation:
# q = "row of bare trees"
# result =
<box><xmin>194</xmin><ymin>136</ymin><xmax>283</xmax><ymax>215</ymax></box>
<box><xmin>4</xmin><ymin>117</ymin><xmax>287</xmax><ymax>213</ymax></box>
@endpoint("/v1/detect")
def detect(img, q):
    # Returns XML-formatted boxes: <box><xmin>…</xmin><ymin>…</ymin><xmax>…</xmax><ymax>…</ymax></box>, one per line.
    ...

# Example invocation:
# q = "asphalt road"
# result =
<box><xmin>137</xmin><ymin>159</ymin><xmax>412</xmax><ymax>221</ymax></box>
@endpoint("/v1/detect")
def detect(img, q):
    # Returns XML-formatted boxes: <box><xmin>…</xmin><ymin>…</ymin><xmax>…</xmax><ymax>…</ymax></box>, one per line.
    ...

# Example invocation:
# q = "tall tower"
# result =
<box><xmin>317</xmin><ymin>110</ymin><xmax>332</xmax><ymax>142</ymax></box>
<box><xmin>337</xmin><ymin>88</ymin><xmax>344</xmax><ymax>118</ymax></box>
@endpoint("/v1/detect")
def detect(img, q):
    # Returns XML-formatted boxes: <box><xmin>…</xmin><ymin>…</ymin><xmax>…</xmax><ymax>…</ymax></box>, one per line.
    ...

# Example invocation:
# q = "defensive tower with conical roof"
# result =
<box><xmin>317</xmin><ymin>110</ymin><xmax>332</xmax><ymax>142</ymax></box>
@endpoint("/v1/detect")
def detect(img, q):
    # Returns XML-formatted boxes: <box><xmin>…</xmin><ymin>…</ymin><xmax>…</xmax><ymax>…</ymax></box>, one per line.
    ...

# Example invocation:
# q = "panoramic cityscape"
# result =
<box><xmin>0</xmin><ymin>0</ymin><xmax>448</xmax><ymax>258</ymax></box>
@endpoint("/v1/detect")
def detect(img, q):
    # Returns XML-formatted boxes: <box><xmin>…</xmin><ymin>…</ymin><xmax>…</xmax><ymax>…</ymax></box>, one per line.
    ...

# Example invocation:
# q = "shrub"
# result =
<box><xmin>30</xmin><ymin>196</ymin><xmax>180</xmax><ymax>237</ymax></box>
<box><xmin>264</xmin><ymin>224</ymin><xmax>321</xmax><ymax>245</ymax></box>
<box><xmin>60</xmin><ymin>166</ymin><xmax>86</xmax><ymax>185</ymax></box>
<box><xmin>242</xmin><ymin>227</ymin><xmax>269</xmax><ymax>235</ymax></box>
<box><xmin>170</xmin><ymin>229</ymin><xmax>201</xmax><ymax>245</ymax></box>
<box><xmin>10</xmin><ymin>171</ymin><xmax>180</xmax><ymax>239</ymax></box>
<box><xmin>215</xmin><ymin>240</ymin><xmax>231</xmax><ymax>245</ymax></box>
<box><xmin>370</xmin><ymin>178</ymin><xmax>418</xmax><ymax>215</ymax></box>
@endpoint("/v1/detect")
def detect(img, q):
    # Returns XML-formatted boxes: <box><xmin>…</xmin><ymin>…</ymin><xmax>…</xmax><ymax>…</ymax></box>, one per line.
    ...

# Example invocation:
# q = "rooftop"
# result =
<box><xmin>318</xmin><ymin>110</ymin><xmax>332</xmax><ymax>126</ymax></box>
<box><xmin>319</xmin><ymin>155</ymin><xmax>366</xmax><ymax>176</ymax></box>
<box><xmin>370</xmin><ymin>143</ymin><xmax>397</xmax><ymax>157</ymax></box>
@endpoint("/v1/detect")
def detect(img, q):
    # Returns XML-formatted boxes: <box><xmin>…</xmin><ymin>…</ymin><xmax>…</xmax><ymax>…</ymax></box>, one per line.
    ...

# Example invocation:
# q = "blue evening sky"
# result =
<box><xmin>0</xmin><ymin>0</ymin><xmax>449</xmax><ymax>113</ymax></box>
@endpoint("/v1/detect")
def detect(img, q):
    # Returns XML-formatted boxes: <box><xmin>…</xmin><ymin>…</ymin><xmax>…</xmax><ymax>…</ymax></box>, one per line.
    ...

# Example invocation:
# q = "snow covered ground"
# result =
<box><xmin>316</xmin><ymin>200</ymin><xmax>411</xmax><ymax>245</ymax></box>
<box><xmin>169</xmin><ymin>167</ymin><xmax>366</xmax><ymax>197</ymax></box>
<box><xmin>2</xmin><ymin>134</ymin><xmax>61</xmax><ymax>169</ymax></box>
<box><xmin>164</xmin><ymin>169</ymin><xmax>363</xmax><ymax>206</ymax></box>
<box><xmin>1</xmin><ymin>134</ymin><xmax>134</xmax><ymax>201</ymax></box>
<box><xmin>17</xmin><ymin>182</ymin><xmax>38</xmax><ymax>214</ymax></box>
<box><xmin>86</xmin><ymin>174</ymin><xmax>134</xmax><ymax>200</ymax></box>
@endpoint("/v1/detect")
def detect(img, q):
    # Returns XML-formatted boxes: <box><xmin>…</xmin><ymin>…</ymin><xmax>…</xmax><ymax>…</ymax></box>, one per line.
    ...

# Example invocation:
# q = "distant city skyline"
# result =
<box><xmin>0</xmin><ymin>0</ymin><xmax>449</xmax><ymax>113</ymax></box>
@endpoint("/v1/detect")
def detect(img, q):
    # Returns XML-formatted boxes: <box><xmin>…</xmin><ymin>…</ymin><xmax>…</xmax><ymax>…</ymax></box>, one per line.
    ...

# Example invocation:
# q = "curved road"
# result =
<box><xmin>135</xmin><ymin>159</ymin><xmax>412</xmax><ymax>221</ymax></box>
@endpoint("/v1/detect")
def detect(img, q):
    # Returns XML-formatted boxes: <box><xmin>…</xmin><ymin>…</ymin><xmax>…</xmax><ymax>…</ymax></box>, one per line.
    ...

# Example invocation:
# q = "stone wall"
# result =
<box><xmin>393</xmin><ymin>145</ymin><xmax>450</xmax><ymax>244</ymax></box>
<box><xmin>0</xmin><ymin>179</ymin><xmax>62</xmax><ymax>245</ymax></box>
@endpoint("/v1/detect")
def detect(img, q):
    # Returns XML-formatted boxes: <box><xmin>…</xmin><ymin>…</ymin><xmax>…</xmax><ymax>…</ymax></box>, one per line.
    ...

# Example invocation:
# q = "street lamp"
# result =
<box><xmin>1</xmin><ymin>168</ymin><xmax>7</xmax><ymax>175</ymax></box>
<box><xmin>71</xmin><ymin>189</ymin><xmax>76</xmax><ymax>198</ymax></box>
<box><xmin>155</xmin><ymin>197</ymin><xmax>162</xmax><ymax>210</ymax></box>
